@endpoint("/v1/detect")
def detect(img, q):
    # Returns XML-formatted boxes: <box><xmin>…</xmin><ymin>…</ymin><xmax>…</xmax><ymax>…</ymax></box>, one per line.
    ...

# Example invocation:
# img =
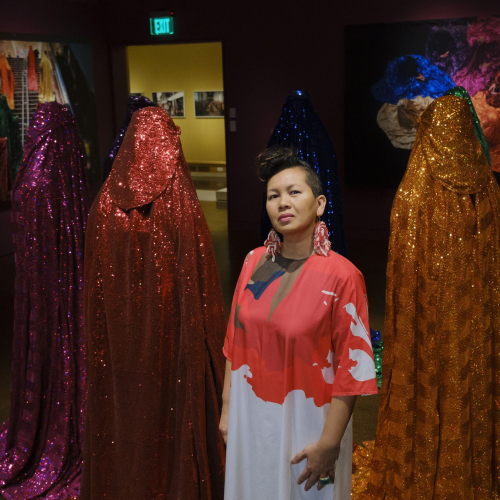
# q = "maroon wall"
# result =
<box><xmin>103</xmin><ymin>0</ymin><xmax>500</xmax><ymax>241</ymax></box>
<box><xmin>2</xmin><ymin>0</ymin><xmax>499</xmax><ymax>242</ymax></box>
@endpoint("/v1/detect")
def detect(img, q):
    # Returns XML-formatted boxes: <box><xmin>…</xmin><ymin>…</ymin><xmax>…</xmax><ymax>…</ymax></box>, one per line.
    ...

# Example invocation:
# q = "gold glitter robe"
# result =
<box><xmin>82</xmin><ymin>107</ymin><xmax>226</xmax><ymax>499</ymax></box>
<box><xmin>366</xmin><ymin>95</ymin><xmax>500</xmax><ymax>499</ymax></box>
<box><xmin>38</xmin><ymin>53</ymin><xmax>55</xmax><ymax>103</ymax></box>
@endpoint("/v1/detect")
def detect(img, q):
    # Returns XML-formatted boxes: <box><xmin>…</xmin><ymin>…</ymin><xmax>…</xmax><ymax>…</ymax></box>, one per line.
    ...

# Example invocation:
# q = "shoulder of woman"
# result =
<box><xmin>312</xmin><ymin>250</ymin><xmax>364</xmax><ymax>281</ymax></box>
<box><xmin>240</xmin><ymin>246</ymin><xmax>266</xmax><ymax>268</ymax></box>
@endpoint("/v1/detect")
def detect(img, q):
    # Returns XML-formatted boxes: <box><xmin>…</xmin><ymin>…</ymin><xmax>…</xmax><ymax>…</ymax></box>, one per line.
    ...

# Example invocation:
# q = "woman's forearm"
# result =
<box><xmin>219</xmin><ymin>360</ymin><xmax>232</xmax><ymax>444</ymax></box>
<box><xmin>318</xmin><ymin>395</ymin><xmax>356</xmax><ymax>449</ymax></box>
<box><xmin>222</xmin><ymin>359</ymin><xmax>232</xmax><ymax>406</ymax></box>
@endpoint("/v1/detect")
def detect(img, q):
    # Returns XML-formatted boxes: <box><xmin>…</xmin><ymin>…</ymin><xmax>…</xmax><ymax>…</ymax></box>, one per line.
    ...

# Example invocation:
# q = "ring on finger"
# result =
<box><xmin>319</xmin><ymin>476</ymin><xmax>331</xmax><ymax>486</ymax></box>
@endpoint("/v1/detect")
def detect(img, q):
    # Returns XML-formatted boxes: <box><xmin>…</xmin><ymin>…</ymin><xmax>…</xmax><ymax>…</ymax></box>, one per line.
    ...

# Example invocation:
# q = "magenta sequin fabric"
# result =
<box><xmin>0</xmin><ymin>102</ymin><xmax>89</xmax><ymax>499</ymax></box>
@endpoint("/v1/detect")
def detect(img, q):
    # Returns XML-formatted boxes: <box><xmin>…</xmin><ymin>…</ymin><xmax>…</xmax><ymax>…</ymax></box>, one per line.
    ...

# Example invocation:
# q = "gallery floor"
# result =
<box><xmin>0</xmin><ymin>196</ymin><xmax>386</xmax><ymax>463</ymax></box>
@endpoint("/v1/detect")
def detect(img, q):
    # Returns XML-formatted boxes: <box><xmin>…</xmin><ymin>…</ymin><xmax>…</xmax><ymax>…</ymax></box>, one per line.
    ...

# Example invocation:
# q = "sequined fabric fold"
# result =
<box><xmin>365</xmin><ymin>95</ymin><xmax>500</xmax><ymax>499</ymax></box>
<box><xmin>82</xmin><ymin>106</ymin><xmax>226</xmax><ymax>499</ymax></box>
<box><xmin>101</xmin><ymin>95</ymin><xmax>156</xmax><ymax>181</ymax></box>
<box><xmin>0</xmin><ymin>102</ymin><xmax>90</xmax><ymax>499</ymax></box>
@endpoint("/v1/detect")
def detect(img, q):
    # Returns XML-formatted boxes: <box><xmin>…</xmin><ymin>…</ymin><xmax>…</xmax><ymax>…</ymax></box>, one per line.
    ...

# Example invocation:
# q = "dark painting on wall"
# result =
<box><xmin>345</xmin><ymin>16</ymin><xmax>500</xmax><ymax>187</ymax></box>
<box><xmin>0</xmin><ymin>35</ymin><xmax>99</xmax><ymax>210</ymax></box>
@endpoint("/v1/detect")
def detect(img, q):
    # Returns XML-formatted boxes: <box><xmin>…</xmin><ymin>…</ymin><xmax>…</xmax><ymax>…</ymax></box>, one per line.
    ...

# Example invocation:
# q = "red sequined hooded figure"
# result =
<box><xmin>82</xmin><ymin>107</ymin><xmax>226</xmax><ymax>499</ymax></box>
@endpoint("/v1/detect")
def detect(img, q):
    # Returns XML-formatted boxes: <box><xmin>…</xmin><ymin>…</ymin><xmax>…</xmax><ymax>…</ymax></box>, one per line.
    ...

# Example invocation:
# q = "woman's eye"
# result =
<box><xmin>290</xmin><ymin>190</ymin><xmax>300</xmax><ymax>195</ymax></box>
<box><xmin>268</xmin><ymin>194</ymin><xmax>278</xmax><ymax>200</ymax></box>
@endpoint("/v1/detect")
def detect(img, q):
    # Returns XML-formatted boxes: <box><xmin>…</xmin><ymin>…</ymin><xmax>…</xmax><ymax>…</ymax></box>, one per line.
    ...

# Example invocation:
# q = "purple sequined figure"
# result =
<box><xmin>0</xmin><ymin>102</ymin><xmax>89</xmax><ymax>499</ymax></box>
<box><xmin>102</xmin><ymin>95</ymin><xmax>156</xmax><ymax>181</ymax></box>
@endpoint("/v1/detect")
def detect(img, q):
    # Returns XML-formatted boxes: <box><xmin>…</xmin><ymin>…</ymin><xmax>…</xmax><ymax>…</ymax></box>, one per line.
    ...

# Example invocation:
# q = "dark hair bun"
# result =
<box><xmin>256</xmin><ymin>146</ymin><xmax>323</xmax><ymax>197</ymax></box>
<box><xmin>257</xmin><ymin>146</ymin><xmax>306</xmax><ymax>182</ymax></box>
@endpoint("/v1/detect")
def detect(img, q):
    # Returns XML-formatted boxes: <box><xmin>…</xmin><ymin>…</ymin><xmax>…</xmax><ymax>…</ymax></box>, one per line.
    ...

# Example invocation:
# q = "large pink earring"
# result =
<box><xmin>264</xmin><ymin>228</ymin><xmax>281</xmax><ymax>262</ymax></box>
<box><xmin>314</xmin><ymin>221</ymin><xmax>331</xmax><ymax>257</ymax></box>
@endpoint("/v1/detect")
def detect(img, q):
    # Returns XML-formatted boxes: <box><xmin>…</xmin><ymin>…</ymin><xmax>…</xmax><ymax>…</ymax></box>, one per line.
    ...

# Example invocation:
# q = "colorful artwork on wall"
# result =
<box><xmin>345</xmin><ymin>16</ymin><xmax>500</xmax><ymax>186</ymax></box>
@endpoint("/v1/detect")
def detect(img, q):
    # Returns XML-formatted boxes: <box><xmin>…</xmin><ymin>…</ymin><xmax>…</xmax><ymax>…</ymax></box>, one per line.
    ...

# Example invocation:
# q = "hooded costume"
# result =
<box><xmin>0</xmin><ymin>102</ymin><xmax>89</xmax><ymax>499</ymax></box>
<box><xmin>82</xmin><ymin>106</ymin><xmax>226</xmax><ymax>499</ymax></box>
<box><xmin>366</xmin><ymin>94</ymin><xmax>500</xmax><ymax>498</ymax></box>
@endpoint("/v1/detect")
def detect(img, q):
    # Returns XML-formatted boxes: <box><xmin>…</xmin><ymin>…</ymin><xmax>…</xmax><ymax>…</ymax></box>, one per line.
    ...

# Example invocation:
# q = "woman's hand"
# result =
<box><xmin>219</xmin><ymin>404</ymin><xmax>229</xmax><ymax>444</ymax></box>
<box><xmin>291</xmin><ymin>440</ymin><xmax>340</xmax><ymax>491</ymax></box>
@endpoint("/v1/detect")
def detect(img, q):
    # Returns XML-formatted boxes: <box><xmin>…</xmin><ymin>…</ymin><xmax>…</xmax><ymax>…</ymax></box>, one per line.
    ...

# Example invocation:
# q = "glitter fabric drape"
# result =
<box><xmin>101</xmin><ymin>95</ymin><xmax>156</xmax><ymax>181</ymax></box>
<box><xmin>82</xmin><ymin>106</ymin><xmax>226</xmax><ymax>500</ymax></box>
<box><xmin>38</xmin><ymin>53</ymin><xmax>55</xmax><ymax>103</ymax></box>
<box><xmin>445</xmin><ymin>86</ymin><xmax>492</xmax><ymax>166</ymax></box>
<box><xmin>366</xmin><ymin>95</ymin><xmax>500</xmax><ymax>499</ymax></box>
<box><xmin>0</xmin><ymin>102</ymin><xmax>90</xmax><ymax>499</ymax></box>
<box><xmin>0</xmin><ymin>55</ymin><xmax>15</xmax><ymax>110</ymax></box>
<box><xmin>264</xmin><ymin>90</ymin><xmax>346</xmax><ymax>256</ymax></box>
<box><xmin>27</xmin><ymin>46</ymin><xmax>38</xmax><ymax>92</ymax></box>
<box><xmin>371</xmin><ymin>55</ymin><xmax>455</xmax><ymax>105</ymax></box>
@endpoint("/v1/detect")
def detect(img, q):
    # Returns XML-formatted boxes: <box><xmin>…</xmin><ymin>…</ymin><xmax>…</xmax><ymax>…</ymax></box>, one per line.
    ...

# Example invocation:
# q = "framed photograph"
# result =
<box><xmin>194</xmin><ymin>91</ymin><xmax>224</xmax><ymax>117</ymax></box>
<box><xmin>152</xmin><ymin>92</ymin><xmax>185</xmax><ymax>118</ymax></box>
<box><xmin>130</xmin><ymin>92</ymin><xmax>142</xmax><ymax>97</ymax></box>
<box><xmin>345</xmin><ymin>16</ymin><xmax>500</xmax><ymax>187</ymax></box>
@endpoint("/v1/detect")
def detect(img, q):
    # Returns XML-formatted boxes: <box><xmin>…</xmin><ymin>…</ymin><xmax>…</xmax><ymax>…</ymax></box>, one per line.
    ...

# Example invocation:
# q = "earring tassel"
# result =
<box><xmin>264</xmin><ymin>228</ymin><xmax>281</xmax><ymax>262</ymax></box>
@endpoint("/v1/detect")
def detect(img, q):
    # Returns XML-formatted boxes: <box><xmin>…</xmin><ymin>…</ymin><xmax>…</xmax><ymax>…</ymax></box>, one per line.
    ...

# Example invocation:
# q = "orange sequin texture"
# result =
<box><xmin>82</xmin><ymin>107</ymin><xmax>226</xmax><ymax>499</ymax></box>
<box><xmin>366</xmin><ymin>95</ymin><xmax>500</xmax><ymax>499</ymax></box>
<box><xmin>352</xmin><ymin>441</ymin><xmax>375</xmax><ymax>498</ymax></box>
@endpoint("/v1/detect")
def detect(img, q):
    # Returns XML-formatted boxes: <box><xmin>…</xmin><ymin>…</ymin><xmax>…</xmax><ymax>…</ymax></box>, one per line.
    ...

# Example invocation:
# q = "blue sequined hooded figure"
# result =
<box><xmin>102</xmin><ymin>95</ymin><xmax>157</xmax><ymax>181</ymax></box>
<box><xmin>372</xmin><ymin>55</ymin><xmax>455</xmax><ymax>105</ymax></box>
<box><xmin>263</xmin><ymin>90</ymin><xmax>346</xmax><ymax>256</ymax></box>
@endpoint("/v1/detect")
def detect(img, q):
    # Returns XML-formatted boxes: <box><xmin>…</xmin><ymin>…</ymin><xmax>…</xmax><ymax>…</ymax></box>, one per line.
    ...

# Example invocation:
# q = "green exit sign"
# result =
<box><xmin>150</xmin><ymin>15</ymin><xmax>174</xmax><ymax>36</ymax></box>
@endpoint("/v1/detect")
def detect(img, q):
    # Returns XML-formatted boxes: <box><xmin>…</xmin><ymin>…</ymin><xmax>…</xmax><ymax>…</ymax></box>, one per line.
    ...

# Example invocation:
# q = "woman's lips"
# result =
<box><xmin>278</xmin><ymin>213</ymin><xmax>294</xmax><ymax>222</ymax></box>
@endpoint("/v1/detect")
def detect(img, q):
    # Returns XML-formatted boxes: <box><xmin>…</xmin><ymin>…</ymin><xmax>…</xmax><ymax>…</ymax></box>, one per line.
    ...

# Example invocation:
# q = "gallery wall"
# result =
<box><xmin>103</xmin><ymin>0</ymin><xmax>500</xmax><ymax>240</ymax></box>
<box><xmin>1</xmin><ymin>0</ymin><xmax>500</xmax><ymax>243</ymax></box>
<box><xmin>127</xmin><ymin>42</ymin><xmax>226</xmax><ymax>165</ymax></box>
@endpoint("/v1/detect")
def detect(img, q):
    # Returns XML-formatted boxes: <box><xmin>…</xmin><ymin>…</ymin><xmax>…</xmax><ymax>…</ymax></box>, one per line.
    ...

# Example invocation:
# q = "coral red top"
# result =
<box><xmin>223</xmin><ymin>247</ymin><xmax>377</xmax><ymax>500</ymax></box>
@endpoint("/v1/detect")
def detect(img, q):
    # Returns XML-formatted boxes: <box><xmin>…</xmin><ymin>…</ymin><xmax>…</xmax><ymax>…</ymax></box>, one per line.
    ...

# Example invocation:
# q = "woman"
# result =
<box><xmin>265</xmin><ymin>90</ymin><xmax>346</xmax><ymax>257</ymax></box>
<box><xmin>220</xmin><ymin>147</ymin><xmax>378</xmax><ymax>500</ymax></box>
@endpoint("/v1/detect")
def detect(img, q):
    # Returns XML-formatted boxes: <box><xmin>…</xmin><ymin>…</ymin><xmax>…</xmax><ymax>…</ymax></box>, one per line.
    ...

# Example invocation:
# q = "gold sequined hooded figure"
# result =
<box><xmin>366</xmin><ymin>95</ymin><xmax>500</xmax><ymax>499</ymax></box>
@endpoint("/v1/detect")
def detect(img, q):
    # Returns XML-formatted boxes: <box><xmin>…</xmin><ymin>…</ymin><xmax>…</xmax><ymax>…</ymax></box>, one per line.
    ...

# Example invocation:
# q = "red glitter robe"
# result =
<box><xmin>82</xmin><ymin>107</ymin><xmax>226</xmax><ymax>499</ymax></box>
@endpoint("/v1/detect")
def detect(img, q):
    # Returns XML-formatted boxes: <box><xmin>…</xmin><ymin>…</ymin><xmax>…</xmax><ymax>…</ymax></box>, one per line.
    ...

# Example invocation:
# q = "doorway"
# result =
<box><xmin>126</xmin><ymin>42</ymin><xmax>231</xmax><ymax>310</ymax></box>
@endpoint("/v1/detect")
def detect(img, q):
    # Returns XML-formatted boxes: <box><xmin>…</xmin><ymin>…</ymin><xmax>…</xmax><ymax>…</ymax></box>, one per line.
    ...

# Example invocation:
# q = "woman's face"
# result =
<box><xmin>266</xmin><ymin>167</ymin><xmax>325</xmax><ymax>239</ymax></box>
